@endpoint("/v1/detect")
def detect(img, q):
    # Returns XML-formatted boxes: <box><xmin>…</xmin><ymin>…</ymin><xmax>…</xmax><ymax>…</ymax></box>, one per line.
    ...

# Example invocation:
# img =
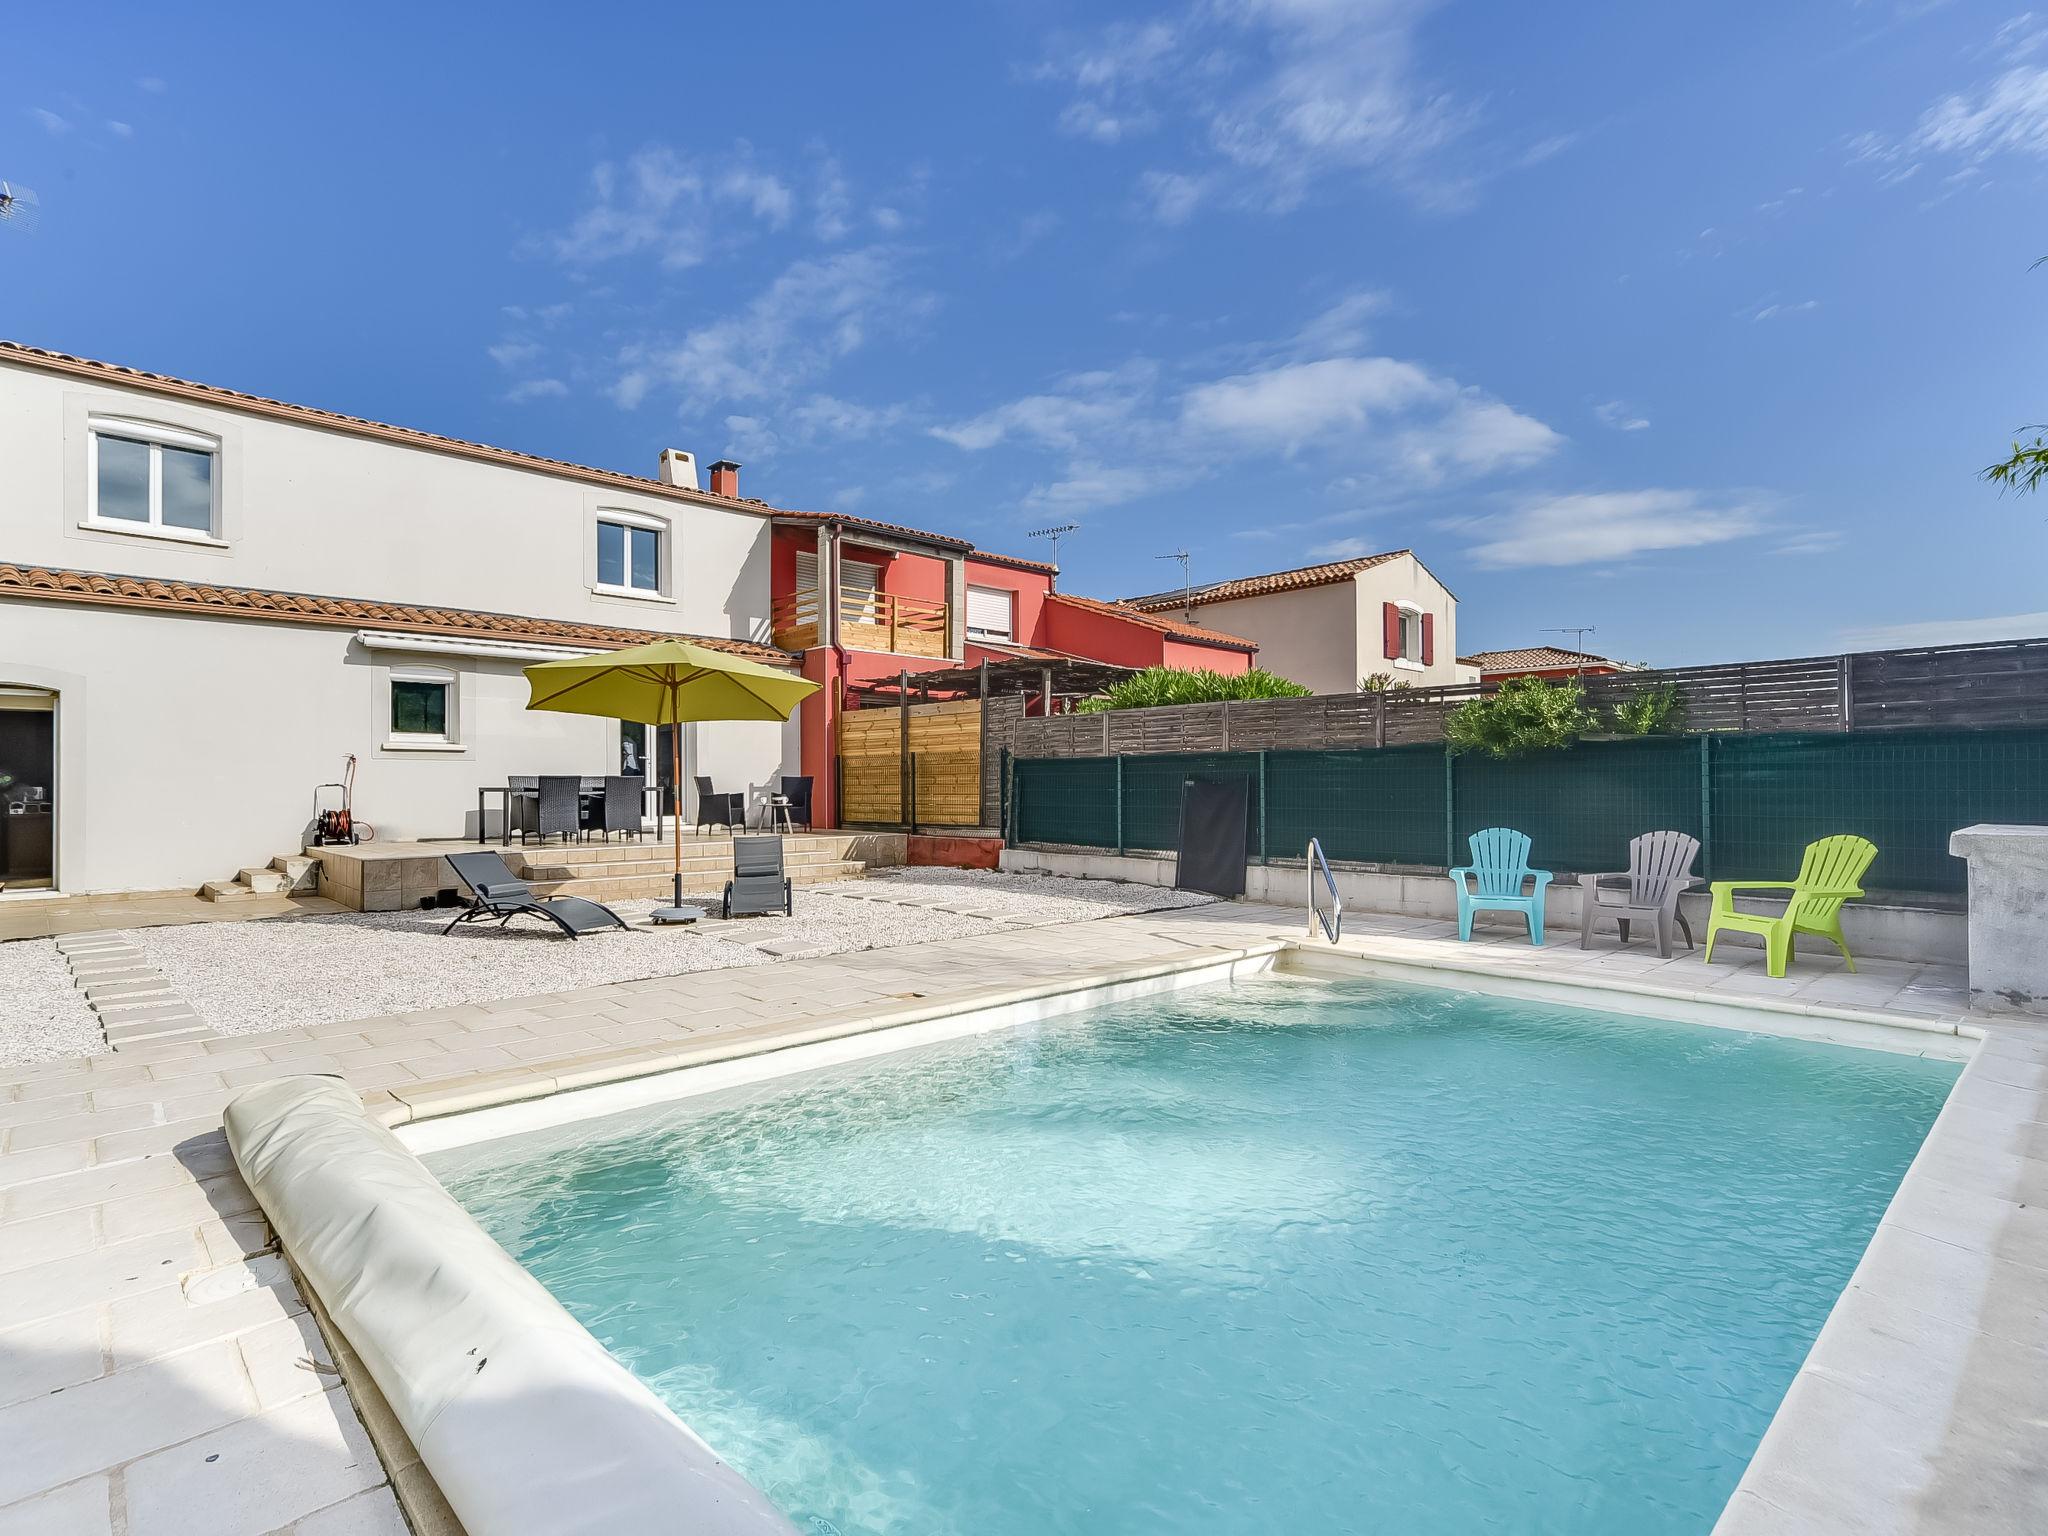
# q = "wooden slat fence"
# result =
<box><xmin>984</xmin><ymin>636</ymin><xmax>2048</xmax><ymax>771</ymax></box>
<box><xmin>840</xmin><ymin>698</ymin><xmax>983</xmax><ymax>826</ymax></box>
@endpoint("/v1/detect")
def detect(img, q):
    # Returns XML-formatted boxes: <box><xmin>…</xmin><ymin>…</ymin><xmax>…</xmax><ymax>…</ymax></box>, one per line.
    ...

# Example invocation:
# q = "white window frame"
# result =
<box><xmin>84</xmin><ymin>416</ymin><xmax>224</xmax><ymax>545</ymax></box>
<box><xmin>386</xmin><ymin>665</ymin><xmax>460</xmax><ymax>750</ymax></box>
<box><xmin>1394</xmin><ymin>602</ymin><xmax>1426</xmax><ymax>670</ymax></box>
<box><xmin>966</xmin><ymin>583</ymin><xmax>1016</xmax><ymax>643</ymax></box>
<box><xmin>593</xmin><ymin>508</ymin><xmax>670</xmax><ymax>601</ymax></box>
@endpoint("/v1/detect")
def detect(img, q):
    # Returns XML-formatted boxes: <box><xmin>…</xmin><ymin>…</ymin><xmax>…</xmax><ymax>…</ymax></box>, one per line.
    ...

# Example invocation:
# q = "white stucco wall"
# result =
<box><xmin>0</xmin><ymin>603</ymin><xmax>792</xmax><ymax>894</ymax></box>
<box><xmin>0</xmin><ymin>357</ymin><xmax>800</xmax><ymax>894</ymax></box>
<box><xmin>1176</xmin><ymin>554</ymin><xmax>1462</xmax><ymax>694</ymax></box>
<box><xmin>1353</xmin><ymin>556</ymin><xmax>1462</xmax><ymax>689</ymax></box>
<box><xmin>0</xmin><ymin>360</ymin><xmax>775</xmax><ymax>645</ymax></box>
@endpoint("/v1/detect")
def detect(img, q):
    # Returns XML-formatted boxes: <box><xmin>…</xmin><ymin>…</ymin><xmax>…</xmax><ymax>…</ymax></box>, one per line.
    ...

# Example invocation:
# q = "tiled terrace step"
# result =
<box><xmin>199</xmin><ymin>854</ymin><xmax>316</xmax><ymax>903</ymax></box>
<box><xmin>511</xmin><ymin>845</ymin><xmax>857</xmax><ymax>882</ymax></box>
<box><xmin>527</xmin><ymin>859</ymin><xmax>866</xmax><ymax>902</ymax></box>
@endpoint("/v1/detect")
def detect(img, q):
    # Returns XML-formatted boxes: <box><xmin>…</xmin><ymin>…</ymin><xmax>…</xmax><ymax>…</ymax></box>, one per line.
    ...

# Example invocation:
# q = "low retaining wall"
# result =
<box><xmin>223</xmin><ymin>1077</ymin><xmax>797</xmax><ymax>1536</ymax></box>
<box><xmin>999</xmin><ymin>846</ymin><xmax>1966</xmax><ymax>967</ymax></box>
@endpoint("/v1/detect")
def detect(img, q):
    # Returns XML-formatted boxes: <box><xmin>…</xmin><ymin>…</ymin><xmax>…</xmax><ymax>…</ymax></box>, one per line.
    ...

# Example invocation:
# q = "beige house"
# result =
<box><xmin>0</xmin><ymin>342</ymin><xmax>805</xmax><ymax>897</ymax></box>
<box><xmin>1123</xmin><ymin>550</ymin><xmax>1472</xmax><ymax>694</ymax></box>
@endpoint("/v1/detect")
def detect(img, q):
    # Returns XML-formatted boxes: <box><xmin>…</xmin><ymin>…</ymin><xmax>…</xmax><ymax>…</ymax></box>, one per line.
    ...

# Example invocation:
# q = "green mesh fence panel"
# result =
<box><xmin>1712</xmin><ymin>728</ymin><xmax>2048</xmax><ymax>895</ymax></box>
<box><xmin>1014</xmin><ymin>757</ymin><xmax>1118</xmax><ymax>847</ymax></box>
<box><xmin>1119</xmin><ymin>753</ymin><xmax>1263</xmax><ymax>853</ymax></box>
<box><xmin>1453</xmin><ymin>738</ymin><xmax>1702</xmax><ymax>875</ymax></box>
<box><xmin>1266</xmin><ymin>747</ymin><xmax>1447</xmax><ymax>865</ymax></box>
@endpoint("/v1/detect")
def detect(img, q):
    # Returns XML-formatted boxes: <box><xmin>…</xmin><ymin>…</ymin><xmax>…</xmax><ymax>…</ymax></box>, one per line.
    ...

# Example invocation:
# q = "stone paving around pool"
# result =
<box><xmin>0</xmin><ymin>898</ymin><xmax>2040</xmax><ymax>1536</ymax></box>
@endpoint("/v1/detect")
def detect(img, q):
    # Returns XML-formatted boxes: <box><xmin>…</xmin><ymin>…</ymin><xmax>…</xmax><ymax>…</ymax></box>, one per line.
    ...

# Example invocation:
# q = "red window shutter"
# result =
<box><xmin>1421</xmin><ymin>612</ymin><xmax>1435</xmax><ymax>665</ymax></box>
<box><xmin>1383</xmin><ymin>602</ymin><xmax>1401</xmax><ymax>660</ymax></box>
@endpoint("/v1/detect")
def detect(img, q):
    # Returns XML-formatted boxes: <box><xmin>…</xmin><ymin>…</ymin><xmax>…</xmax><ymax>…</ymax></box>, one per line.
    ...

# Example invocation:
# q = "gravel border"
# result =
<box><xmin>112</xmin><ymin>872</ymin><xmax>1214</xmax><ymax>1040</ymax></box>
<box><xmin>0</xmin><ymin>935</ymin><xmax>104</xmax><ymax>1067</ymax></box>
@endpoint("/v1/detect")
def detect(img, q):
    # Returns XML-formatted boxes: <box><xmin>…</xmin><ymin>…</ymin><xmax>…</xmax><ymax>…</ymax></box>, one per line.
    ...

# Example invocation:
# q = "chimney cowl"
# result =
<box><xmin>708</xmin><ymin>459</ymin><xmax>741</xmax><ymax>498</ymax></box>
<box><xmin>657</xmin><ymin>449</ymin><xmax>699</xmax><ymax>491</ymax></box>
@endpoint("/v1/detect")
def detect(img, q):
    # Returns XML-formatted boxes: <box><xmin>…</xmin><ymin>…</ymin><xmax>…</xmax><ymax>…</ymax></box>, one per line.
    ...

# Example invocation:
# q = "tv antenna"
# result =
<box><xmin>0</xmin><ymin>182</ymin><xmax>40</xmax><ymax>235</ymax></box>
<box><xmin>1156</xmin><ymin>549</ymin><xmax>1193</xmax><ymax>620</ymax></box>
<box><xmin>1543</xmin><ymin>625</ymin><xmax>1597</xmax><ymax>674</ymax></box>
<box><xmin>1027</xmin><ymin>523</ymin><xmax>1078</xmax><ymax>586</ymax></box>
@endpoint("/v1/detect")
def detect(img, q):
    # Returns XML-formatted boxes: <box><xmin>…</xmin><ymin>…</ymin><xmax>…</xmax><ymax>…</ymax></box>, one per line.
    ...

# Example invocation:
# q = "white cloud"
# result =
<box><xmin>488</xmin><ymin>341</ymin><xmax>543</xmax><ymax>370</ymax></box>
<box><xmin>930</xmin><ymin>362</ymin><xmax>1154</xmax><ymax>452</ymax></box>
<box><xmin>1310</xmin><ymin>535</ymin><xmax>1375</xmax><ymax>559</ymax></box>
<box><xmin>27</xmin><ymin>107</ymin><xmax>70</xmax><ymax>135</ymax></box>
<box><xmin>1841</xmin><ymin>610</ymin><xmax>2048</xmax><ymax>649</ymax></box>
<box><xmin>137</xmin><ymin>77</ymin><xmax>167</xmax><ymax>93</ymax></box>
<box><xmin>1393</xmin><ymin>395</ymin><xmax>1563</xmax><ymax>482</ymax></box>
<box><xmin>105</xmin><ymin>120</ymin><xmax>133</xmax><ymax>139</ymax></box>
<box><xmin>1851</xmin><ymin>19</ymin><xmax>2048</xmax><ymax>182</ymax></box>
<box><xmin>723</xmin><ymin>414</ymin><xmax>780</xmax><ymax>459</ymax></box>
<box><xmin>503</xmin><ymin>378</ymin><xmax>568</xmax><ymax>404</ymax></box>
<box><xmin>1461</xmin><ymin>489</ymin><xmax>1766</xmax><ymax>569</ymax></box>
<box><xmin>1182</xmin><ymin>357</ymin><xmax>1441</xmax><ymax>447</ymax></box>
<box><xmin>787</xmin><ymin>394</ymin><xmax>912</xmax><ymax>439</ymax></box>
<box><xmin>544</xmin><ymin>144</ymin><xmax>817</xmax><ymax>269</ymax></box>
<box><xmin>1038</xmin><ymin>0</ymin><xmax>1516</xmax><ymax>219</ymax></box>
<box><xmin>614</xmin><ymin>246</ymin><xmax>929</xmax><ymax>413</ymax></box>
<box><xmin>1744</xmin><ymin>297</ymin><xmax>1820</xmax><ymax>322</ymax></box>
<box><xmin>810</xmin><ymin>156</ymin><xmax>853</xmax><ymax>241</ymax></box>
<box><xmin>1593</xmin><ymin>399</ymin><xmax>1650</xmax><ymax>431</ymax></box>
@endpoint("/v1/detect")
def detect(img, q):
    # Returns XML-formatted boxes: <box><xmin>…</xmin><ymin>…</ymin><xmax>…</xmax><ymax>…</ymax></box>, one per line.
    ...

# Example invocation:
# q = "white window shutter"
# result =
<box><xmin>966</xmin><ymin>585</ymin><xmax>1014</xmax><ymax>641</ymax></box>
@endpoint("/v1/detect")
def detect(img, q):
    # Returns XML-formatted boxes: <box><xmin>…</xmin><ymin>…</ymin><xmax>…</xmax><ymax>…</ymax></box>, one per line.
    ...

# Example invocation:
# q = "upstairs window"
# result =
<box><xmin>1382</xmin><ymin>602</ymin><xmax>1433</xmax><ymax>666</ymax></box>
<box><xmin>967</xmin><ymin>584</ymin><xmax>1016</xmax><ymax>643</ymax></box>
<box><xmin>389</xmin><ymin>667</ymin><xmax>454</xmax><ymax>745</ymax></box>
<box><xmin>88</xmin><ymin>418</ymin><xmax>219</xmax><ymax>539</ymax></box>
<box><xmin>596</xmin><ymin>513</ymin><xmax>664</xmax><ymax>595</ymax></box>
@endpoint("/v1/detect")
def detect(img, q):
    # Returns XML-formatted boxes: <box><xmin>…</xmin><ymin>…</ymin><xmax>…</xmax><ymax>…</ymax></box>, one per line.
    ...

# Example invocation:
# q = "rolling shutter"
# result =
<box><xmin>967</xmin><ymin>585</ymin><xmax>1015</xmax><ymax>641</ymax></box>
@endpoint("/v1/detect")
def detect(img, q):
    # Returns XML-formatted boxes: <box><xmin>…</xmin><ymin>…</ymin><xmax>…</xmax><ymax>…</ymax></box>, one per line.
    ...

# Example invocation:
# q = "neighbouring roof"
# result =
<box><xmin>1458</xmin><ymin>646</ymin><xmax>1631</xmax><ymax>673</ymax></box>
<box><xmin>1122</xmin><ymin>551</ymin><xmax>1410</xmax><ymax>611</ymax></box>
<box><xmin>0</xmin><ymin>562</ymin><xmax>793</xmax><ymax>664</ymax></box>
<box><xmin>0</xmin><ymin>341</ymin><xmax>977</xmax><ymax>557</ymax></box>
<box><xmin>1048</xmin><ymin>591</ymin><xmax>1260</xmax><ymax>652</ymax></box>
<box><xmin>968</xmin><ymin>548</ymin><xmax>1059</xmax><ymax>576</ymax></box>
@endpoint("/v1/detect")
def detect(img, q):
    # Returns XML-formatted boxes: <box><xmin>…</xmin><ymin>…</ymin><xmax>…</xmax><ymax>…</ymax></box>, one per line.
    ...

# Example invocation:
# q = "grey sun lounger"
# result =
<box><xmin>443</xmin><ymin>850</ymin><xmax>629</xmax><ymax>939</ymax></box>
<box><xmin>722</xmin><ymin>836</ymin><xmax>793</xmax><ymax>919</ymax></box>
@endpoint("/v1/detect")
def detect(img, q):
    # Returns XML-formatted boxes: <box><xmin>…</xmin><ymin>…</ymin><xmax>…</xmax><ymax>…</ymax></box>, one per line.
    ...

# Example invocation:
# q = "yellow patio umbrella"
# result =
<box><xmin>523</xmin><ymin>638</ymin><xmax>818</xmax><ymax>922</ymax></box>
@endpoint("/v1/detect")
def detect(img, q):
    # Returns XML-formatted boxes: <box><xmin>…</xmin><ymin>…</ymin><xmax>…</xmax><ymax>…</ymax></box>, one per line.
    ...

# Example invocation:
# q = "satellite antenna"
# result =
<box><xmin>1542</xmin><ymin>625</ymin><xmax>1597</xmax><ymax>675</ymax></box>
<box><xmin>1155</xmin><ymin>549</ymin><xmax>1193</xmax><ymax>620</ymax></box>
<box><xmin>1027</xmin><ymin>523</ymin><xmax>1078</xmax><ymax>585</ymax></box>
<box><xmin>0</xmin><ymin>182</ymin><xmax>40</xmax><ymax>234</ymax></box>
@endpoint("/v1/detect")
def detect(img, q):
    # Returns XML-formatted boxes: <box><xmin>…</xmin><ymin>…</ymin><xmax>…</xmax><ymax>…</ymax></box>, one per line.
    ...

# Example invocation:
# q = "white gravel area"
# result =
<box><xmin>0</xmin><ymin>936</ymin><xmax>104</xmax><ymax>1068</ymax></box>
<box><xmin>104</xmin><ymin>870</ymin><xmax>1212</xmax><ymax>1040</ymax></box>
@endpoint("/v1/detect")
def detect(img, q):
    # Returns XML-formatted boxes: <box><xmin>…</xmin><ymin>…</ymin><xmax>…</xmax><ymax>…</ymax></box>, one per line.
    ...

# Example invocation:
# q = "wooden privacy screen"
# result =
<box><xmin>839</xmin><ymin>698</ymin><xmax>984</xmax><ymax>825</ymax></box>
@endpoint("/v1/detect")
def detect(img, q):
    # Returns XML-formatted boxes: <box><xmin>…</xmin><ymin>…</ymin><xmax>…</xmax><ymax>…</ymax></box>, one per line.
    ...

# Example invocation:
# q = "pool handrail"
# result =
<box><xmin>1307</xmin><ymin>837</ymin><xmax>1343</xmax><ymax>942</ymax></box>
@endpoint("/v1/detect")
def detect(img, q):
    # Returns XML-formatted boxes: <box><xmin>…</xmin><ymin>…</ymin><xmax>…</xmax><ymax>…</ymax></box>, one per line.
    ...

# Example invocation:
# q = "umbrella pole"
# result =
<box><xmin>671</xmin><ymin>691</ymin><xmax>683</xmax><ymax>911</ymax></box>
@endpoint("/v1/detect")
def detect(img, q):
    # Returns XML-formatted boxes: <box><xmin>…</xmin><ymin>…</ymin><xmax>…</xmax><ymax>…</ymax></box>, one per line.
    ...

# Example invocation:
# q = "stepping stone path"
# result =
<box><xmin>52</xmin><ymin>932</ymin><xmax>217</xmax><ymax>1051</ymax></box>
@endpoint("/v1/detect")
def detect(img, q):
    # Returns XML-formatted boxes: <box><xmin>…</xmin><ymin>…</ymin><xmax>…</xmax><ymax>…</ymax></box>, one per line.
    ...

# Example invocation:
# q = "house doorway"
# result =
<box><xmin>0</xmin><ymin>688</ymin><xmax>56</xmax><ymax>892</ymax></box>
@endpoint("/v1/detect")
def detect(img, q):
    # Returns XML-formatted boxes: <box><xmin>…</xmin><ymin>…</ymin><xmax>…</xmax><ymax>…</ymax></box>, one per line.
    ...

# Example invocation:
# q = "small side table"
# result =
<box><xmin>760</xmin><ymin>795</ymin><xmax>795</xmax><ymax>834</ymax></box>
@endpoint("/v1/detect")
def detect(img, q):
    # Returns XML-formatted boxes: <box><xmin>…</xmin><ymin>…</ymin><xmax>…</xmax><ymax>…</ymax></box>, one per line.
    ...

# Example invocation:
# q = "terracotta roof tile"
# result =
<box><xmin>0</xmin><ymin>561</ymin><xmax>793</xmax><ymax>663</ymax></box>
<box><xmin>1048</xmin><ymin>591</ymin><xmax>1259</xmax><ymax>652</ymax></box>
<box><xmin>1458</xmin><ymin>646</ymin><xmax>1630</xmax><ymax>672</ymax></box>
<box><xmin>1123</xmin><ymin>551</ymin><xmax>1409</xmax><ymax>611</ymax></box>
<box><xmin>968</xmin><ymin>548</ymin><xmax>1059</xmax><ymax>576</ymax></box>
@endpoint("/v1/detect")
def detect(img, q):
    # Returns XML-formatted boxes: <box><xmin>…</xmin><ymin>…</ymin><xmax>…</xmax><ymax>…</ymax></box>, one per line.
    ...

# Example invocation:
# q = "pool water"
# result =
<box><xmin>430</xmin><ymin>976</ymin><xmax>1957</xmax><ymax>1535</ymax></box>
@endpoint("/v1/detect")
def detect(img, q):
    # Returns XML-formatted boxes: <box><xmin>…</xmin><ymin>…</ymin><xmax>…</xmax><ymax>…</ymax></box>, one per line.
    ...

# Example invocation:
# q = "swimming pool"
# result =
<box><xmin>429</xmin><ymin>974</ymin><xmax>1957</xmax><ymax>1535</ymax></box>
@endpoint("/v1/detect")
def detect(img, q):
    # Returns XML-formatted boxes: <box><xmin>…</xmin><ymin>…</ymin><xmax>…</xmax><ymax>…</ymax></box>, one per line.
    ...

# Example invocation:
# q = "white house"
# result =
<box><xmin>0</xmin><ymin>342</ymin><xmax>804</xmax><ymax>896</ymax></box>
<box><xmin>1123</xmin><ymin>550</ymin><xmax>1474</xmax><ymax>695</ymax></box>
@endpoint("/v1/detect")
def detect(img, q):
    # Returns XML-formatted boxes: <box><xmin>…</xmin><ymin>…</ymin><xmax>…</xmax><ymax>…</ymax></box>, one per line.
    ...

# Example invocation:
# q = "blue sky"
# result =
<box><xmin>6</xmin><ymin>1</ymin><xmax>2047</xmax><ymax>665</ymax></box>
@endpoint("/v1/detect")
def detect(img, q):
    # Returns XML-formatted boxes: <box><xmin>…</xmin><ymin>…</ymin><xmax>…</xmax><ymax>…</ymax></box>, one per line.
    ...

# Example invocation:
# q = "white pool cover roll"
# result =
<box><xmin>224</xmin><ymin>1076</ymin><xmax>799</xmax><ymax>1536</ymax></box>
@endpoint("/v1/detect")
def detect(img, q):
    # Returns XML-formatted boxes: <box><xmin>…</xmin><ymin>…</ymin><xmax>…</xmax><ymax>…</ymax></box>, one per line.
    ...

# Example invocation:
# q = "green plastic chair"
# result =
<box><xmin>1703</xmin><ymin>835</ymin><xmax>1877</xmax><ymax>978</ymax></box>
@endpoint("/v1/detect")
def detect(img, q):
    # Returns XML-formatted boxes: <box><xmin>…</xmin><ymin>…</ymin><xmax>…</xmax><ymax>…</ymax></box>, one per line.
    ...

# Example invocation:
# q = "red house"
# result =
<box><xmin>766</xmin><ymin>513</ymin><xmax>1254</xmax><ymax>825</ymax></box>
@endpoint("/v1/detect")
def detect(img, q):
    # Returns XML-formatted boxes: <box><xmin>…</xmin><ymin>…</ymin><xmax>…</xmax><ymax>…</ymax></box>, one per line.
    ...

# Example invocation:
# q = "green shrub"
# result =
<box><xmin>1073</xmin><ymin>666</ymin><xmax>1313</xmax><ymax>713</ymax></box>
<box><xmin>1444</xmin><ymin>676</ymin><xmax>1602</xmax><ymax>758</ymax></box>
<box><xmin>1604</xmin><ymin>680</ymin><xmax>1686</xmax><ymax>737</ymax></box>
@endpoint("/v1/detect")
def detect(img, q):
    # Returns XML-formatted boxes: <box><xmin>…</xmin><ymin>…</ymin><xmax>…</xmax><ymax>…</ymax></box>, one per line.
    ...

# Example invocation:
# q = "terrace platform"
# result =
<box><xmin>304</xmin><ymin>831</ymin><xmax>907</xmax><ymax>911</ymax></box>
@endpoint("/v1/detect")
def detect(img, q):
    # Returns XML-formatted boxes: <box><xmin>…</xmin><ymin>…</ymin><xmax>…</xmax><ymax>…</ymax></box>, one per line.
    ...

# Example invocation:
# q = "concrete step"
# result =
<box><xmin>237</xmin><ymin>868</ymin><xmax>289</xmax><ymax>894</ymax></box>
<box><xmin>269</xmin><ymin>855</ymin><xmax>319</xmax><ymax>893</ymax></box>
<box><xmin>526</xmin><ymin>861</ymin><xmax>867</xmax><ymax>902</ymax></box>
<box><xmin>200</xmin><ymin>879</ymin><xmax>274</xmax><ymax>903</ymax></box>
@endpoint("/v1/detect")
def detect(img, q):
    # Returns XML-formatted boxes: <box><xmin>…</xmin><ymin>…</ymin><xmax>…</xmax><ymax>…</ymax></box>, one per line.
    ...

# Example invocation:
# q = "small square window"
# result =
<box><xmin>88</xmin><ymin>421</ymin><xmax>219</xmax><ymax>539</ymax></box>
<box><xmin>597</xmin><ymin>518</ymin><xmax>663</xmax><ymax>593</ymax></box>
<box><xmin>391</xmin><ymin>679</ymin><xmax>449</xmax><ymax>737</ymax></box>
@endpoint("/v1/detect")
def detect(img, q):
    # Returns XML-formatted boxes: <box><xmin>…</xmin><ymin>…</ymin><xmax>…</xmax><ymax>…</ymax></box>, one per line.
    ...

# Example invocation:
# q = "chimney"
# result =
<box><xmin>657</xmin><ymin>449</ymin><xmax>699</xmax><ymax>491</ymax></box>
<box><xmin>708</xmin><ymin>459</ymin><xmax>741</xmax><ymax>498</ymax></box>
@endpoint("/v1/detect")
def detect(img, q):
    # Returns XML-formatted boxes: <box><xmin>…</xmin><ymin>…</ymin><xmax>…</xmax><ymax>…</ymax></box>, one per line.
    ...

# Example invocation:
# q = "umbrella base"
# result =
<box><xmin>650</xmin><ymin>905</ymin><xmax>704</xmax><ymax>926</ymax></box>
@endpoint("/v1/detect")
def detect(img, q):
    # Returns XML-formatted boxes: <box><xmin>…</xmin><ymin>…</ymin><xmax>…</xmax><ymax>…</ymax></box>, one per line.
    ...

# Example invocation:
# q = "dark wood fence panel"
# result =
<box><xmin>980</xmin><ymin>635</ymin><xmax>2048</xmax><ymax>770</ymax></box>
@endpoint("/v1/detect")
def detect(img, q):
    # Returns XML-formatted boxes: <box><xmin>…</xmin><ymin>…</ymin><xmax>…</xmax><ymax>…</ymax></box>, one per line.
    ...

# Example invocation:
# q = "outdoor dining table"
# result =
<box><xmin>477</xmin><ymin>779</ymin><xmax>670</xmax><ymax>846</ymax></box>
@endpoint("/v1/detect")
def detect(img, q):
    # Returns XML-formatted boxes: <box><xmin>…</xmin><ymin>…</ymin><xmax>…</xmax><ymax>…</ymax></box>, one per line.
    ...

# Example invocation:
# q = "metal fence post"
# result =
<box><xmin>1698</xmin><ymin>734</ymin><xmax>1713</xmax><ymax>881</ymax></box>
<box><xmin>1114</xmin><ymin>754</ymin><xmax>1125</xmax><ymax>855</ymax></box>
<box><xmin>1256</xmin><ymin>749</ymin><xmax>1268</xmax><ymax>862</ymax></box>
<box><xmin>1002</xmin><ymin>748</ymin><xmax>1014</xmax><ymax>842</ymax></box>
<box><xmin>1443</xmin><ymin>749</ymin><xmax>1457</xmax><ymax>869</ymax></box>
<box><xmin>1838</xmin><ymin>653</ymin><xmax>1855</xmax><ymax>731</ymax></box>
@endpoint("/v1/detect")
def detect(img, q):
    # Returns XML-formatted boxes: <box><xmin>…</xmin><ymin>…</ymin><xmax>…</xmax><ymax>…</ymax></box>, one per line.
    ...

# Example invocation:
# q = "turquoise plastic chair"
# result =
<box><xmin>1448</xmin><ymin>827</ymin><xmax>1553</xmax><ymax>945</ymax></box>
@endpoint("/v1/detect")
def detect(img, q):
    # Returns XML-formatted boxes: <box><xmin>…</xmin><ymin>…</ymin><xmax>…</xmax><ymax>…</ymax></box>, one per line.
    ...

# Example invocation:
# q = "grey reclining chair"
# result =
<box><xmin>722</xmin><ymin>836</ymin><xmax>793</xmax><ymax>919</ymax></box>
<box><xmin>443</xmin><ymin>851</ymin><xmax>628</xmax><ymax>939</ymax></box>
<box><xmin>1579</xmin><ymin>830</ymin><xmax>1702</xmax><ymax>958</ymax></box>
